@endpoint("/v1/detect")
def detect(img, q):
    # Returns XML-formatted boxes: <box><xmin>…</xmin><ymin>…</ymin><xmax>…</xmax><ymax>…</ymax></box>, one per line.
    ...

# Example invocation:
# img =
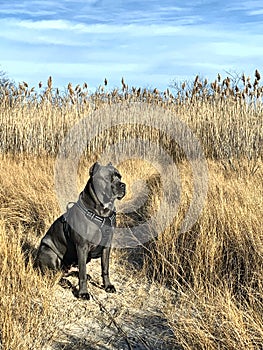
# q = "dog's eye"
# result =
<box><xmin>111</xmin><ymin>173</ymin><xmax>121</xmax><ymax>182</ymax></box>
<box><xmin>114</xmin><ymin>172</ymin><xmax>121</xmax><ymax>180</ymax></box>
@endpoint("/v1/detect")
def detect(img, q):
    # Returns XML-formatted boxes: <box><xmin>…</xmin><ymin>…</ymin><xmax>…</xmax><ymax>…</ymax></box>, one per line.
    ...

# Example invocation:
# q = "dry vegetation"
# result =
<box><xmin>0</xmin><ymin>71</ymin><xmax>262</xmax><ymax>349</ymax></box>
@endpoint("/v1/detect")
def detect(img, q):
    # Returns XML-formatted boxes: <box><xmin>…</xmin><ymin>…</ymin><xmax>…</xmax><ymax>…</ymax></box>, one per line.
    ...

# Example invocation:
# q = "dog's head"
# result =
<box><xmin>88</xmin><ymin>162</ymin><xmax>126</xmax><ymax>209</ymax></box>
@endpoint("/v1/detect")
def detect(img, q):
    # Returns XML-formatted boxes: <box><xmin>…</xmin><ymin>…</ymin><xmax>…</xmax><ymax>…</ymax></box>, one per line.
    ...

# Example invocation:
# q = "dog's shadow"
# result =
<box><xmin>59</xmin><ymin>273</ymin><xmax>80</xmax><ymax>298</ymax></box>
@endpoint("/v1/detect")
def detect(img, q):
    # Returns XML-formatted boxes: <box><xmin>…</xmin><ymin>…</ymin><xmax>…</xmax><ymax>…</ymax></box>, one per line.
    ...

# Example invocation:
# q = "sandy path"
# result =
<box><xmin>47</xmin><ymin>259</ymin><xmax>180</xmax><ymax>350</ymax></box>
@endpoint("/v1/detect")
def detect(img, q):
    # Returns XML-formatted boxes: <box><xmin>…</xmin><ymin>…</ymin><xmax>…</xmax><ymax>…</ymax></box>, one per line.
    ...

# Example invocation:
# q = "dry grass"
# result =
<box><xmin>0</xmin><ymin>72</ymin><xmax>262</xmax><ymax>349</ymax></box>
<box><xmin>146</xmin><ymin>162</ymin><xmax>263</xmax><ymax>349</ymax></box>
<box><xmin>0</xmin><ymin>218</ymin><xmax>60</xmax><ymax>350</ymax></box>
<box><xmin>0</xmin><ymin>74</ymin><xmax>262</xmax><ymax>160</ymax></box>
<box><xmin>0</xmin><ymin>159</ymin><xmax>62</xmax><ymax>350</ymax></box>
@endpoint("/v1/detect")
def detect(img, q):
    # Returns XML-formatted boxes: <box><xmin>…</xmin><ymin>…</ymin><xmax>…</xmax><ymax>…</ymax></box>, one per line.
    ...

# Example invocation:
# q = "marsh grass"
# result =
<box><xmin>0</xmin><ymin>72</ymin><xmax>262</xmax><ymax>349</ymax></box>
<box><xmin>0</xmin><ymin>73</ymin><xmax>262</xmax><ymax>160</ymax></box>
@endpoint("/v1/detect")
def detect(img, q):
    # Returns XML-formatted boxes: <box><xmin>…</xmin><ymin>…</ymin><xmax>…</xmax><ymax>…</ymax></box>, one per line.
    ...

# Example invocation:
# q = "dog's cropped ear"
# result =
<box><xmin>89</xmin><ymin>162</ymin><xmax>100</xmax><ymax>176</ymax></box>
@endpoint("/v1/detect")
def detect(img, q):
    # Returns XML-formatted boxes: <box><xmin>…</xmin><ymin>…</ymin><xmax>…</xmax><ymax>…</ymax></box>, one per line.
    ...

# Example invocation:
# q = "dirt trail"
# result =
<box><xmin>47</xmin><ymin>259</ymin><xmax>180</xmax><ymax>350</ymax></box>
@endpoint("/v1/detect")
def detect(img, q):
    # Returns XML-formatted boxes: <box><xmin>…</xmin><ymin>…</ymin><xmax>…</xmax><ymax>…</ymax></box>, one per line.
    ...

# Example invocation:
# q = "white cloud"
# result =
<box><xmin>0</xmin><ymin>17</ymin><xmax>237</xmax><ymax>45</ymax></box>
<box><xmin>1</xmin><ymin>0</ymin><xmax>263</xmax><ymax>90</ymax></box>
<box><xmin>209</xmin><ymin>41</ymin><xmax>263</xmax><ymax>57</ymax></box>
<box><xmin>0</xmin><ymin>1</ymin><xmax>58</xmax><ymax>16</ymax></box>
<box><xmin>248</xmin><ymin>9</ymin><xmax>263</xmax><ymax>15</ymax></box>
<box><xmin>225</xmin><ymin>0</ymin><xmax>263</xmax><ymax>11</ymax></box>
<box><xmin>18</xmin><ymin>19</ymin><xmax>74</xmax><ymax>30</ymax></box>
<box><xmin>13</xmin><ymin>18</ymin><xmax>187</xmax><ymax>35</ymax></box>
<box><xmin>0</xmin><ymin>9</ymin><xmax>55</xmax><ymax>16</ymax></box>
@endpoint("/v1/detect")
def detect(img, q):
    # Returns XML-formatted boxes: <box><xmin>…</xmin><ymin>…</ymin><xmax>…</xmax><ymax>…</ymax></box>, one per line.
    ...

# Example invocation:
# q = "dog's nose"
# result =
<box><xmin>120</xmin><ymin>183</ymin><xmax>126</xmax><ymax>190</ymax></box>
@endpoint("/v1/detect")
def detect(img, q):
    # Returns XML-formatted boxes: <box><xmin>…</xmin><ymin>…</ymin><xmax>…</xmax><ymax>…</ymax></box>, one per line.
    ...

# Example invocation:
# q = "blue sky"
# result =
<box><xmin>0</xmin><ymin>0</ymin><xmax>263</xmax><ymax>91</ymax></box>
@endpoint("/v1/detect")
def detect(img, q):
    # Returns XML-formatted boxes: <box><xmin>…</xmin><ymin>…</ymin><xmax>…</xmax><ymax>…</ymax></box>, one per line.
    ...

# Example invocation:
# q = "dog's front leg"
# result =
<box><xmin>76</xmin><ymin>245</ymin><xmax>90</xmax><ymax>300</ymax></box>
<box><xmin>101</xmin><ymin>247</ymin><xmax>116</xmax><ymax>293</ymax></box>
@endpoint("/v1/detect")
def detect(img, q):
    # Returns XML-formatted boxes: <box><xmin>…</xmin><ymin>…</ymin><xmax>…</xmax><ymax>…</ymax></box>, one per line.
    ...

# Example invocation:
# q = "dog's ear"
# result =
<box><xmin>89</xmin><ymin>162</ymin><xmax>100</xmax><ymax>177</ymax></box>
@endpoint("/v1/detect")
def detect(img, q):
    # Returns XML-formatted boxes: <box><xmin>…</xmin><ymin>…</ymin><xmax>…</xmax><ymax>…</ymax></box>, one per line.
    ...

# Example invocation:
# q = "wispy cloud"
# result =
<box><xmin>248</xmin><ymin>9</ymin><xmax>263</xmax><ymax>15</ymax></box>
<box><xmin>0</xmin><ymin>0</ymin><xmax>262</xmax><ymax>90</ymax></box>
<box><xmin>225</xmin><ymin>0</ymin><xmax>263</xmax><ymax>11</ymax></box>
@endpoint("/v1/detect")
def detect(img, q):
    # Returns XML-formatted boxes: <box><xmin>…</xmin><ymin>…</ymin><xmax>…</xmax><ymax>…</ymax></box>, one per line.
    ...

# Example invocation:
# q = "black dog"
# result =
<box><xmin>36</xmin><ymin>162</ymin><xmax>126</xmax><ymax>300</ymax></box>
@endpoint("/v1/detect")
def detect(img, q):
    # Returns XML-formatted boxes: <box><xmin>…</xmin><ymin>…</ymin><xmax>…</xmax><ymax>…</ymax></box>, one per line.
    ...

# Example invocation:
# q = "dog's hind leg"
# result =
<box><xmin>36</xmin><ymin>244</ymin><xmax>61</xmax><ymax>272</ymax></box>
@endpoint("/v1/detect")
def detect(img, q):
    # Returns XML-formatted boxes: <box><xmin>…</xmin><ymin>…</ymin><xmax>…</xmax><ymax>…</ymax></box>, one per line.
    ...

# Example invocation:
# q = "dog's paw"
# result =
<box><xmin>104</xmin><ymin>284</ymin><xmax>116</xmax><ymax>293</ymax></box>
<box><xmin>73</xmin><ymin>289</ymin><xmax>90</xmax><ymax>300</ymax></box>
<box><xmin>78</xmin><ymin>292</ymin><xmax>90</xmax><ymax>300</ymax></box>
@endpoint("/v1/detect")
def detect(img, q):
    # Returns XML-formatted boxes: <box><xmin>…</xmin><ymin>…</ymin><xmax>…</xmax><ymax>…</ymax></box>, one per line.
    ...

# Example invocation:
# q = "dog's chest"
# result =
<box><xmin>97</xmin><ymin>226</ymin><xmax>113</xmax><ymax>246</ymax></box>
<box><xmin>89</xmin><ymin>227</ymin><xmax>113</xmax><ymax>258</ymax></box>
